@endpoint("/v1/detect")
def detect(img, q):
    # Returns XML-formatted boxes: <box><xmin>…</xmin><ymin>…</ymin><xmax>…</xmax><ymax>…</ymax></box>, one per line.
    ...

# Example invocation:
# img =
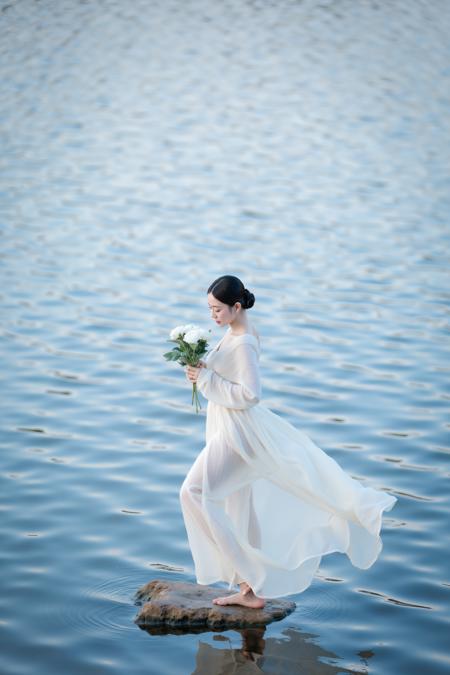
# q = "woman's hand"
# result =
<box><xmin>186</xmin><ymin>360</ymin><xmax>206</xmax><ymax>383</ymax></box>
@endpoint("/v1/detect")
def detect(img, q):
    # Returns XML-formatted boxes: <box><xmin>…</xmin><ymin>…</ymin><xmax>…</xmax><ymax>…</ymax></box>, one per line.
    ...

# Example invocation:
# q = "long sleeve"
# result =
<box><xmin>196</xmin><ymin>342</ymin><xmax>261</xmax><ymax>410</ymax></box>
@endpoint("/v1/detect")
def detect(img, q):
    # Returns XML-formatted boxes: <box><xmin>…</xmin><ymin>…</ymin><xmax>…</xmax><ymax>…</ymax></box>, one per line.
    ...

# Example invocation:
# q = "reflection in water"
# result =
<box><xmin>1</xmin><ymin>0</ymin><xmax>449</xmax><ymax>673</ymax></box>
<box><xmin>194</xmin><ymin>627</ymin><xmax>365</xmax><ymax>675</ymax></box>
<box><xmin>138</xmin><ymin>624</ymin><xmax>364</xmax><ymax>674</ymax></box>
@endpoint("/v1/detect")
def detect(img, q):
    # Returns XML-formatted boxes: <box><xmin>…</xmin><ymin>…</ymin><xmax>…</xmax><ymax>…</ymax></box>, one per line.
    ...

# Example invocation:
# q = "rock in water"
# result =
<box><xmin>134</xmin><ymin>579</ymin><xmax>296</xmax><ymax>629</ymax></box>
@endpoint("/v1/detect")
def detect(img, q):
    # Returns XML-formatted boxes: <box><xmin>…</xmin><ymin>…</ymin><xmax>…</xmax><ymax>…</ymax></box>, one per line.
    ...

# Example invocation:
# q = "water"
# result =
<box><xmin>1</xmin><ymin>0</ymin><xmax>449</xmax><ymax>673</ymax></box>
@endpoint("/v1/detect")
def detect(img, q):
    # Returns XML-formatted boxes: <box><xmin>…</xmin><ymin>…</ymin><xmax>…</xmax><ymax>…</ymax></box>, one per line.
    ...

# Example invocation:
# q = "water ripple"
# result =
<box><xmin>1</xmin><ymin>1</ymin><xmax>449</xmax><ymax>674</ymax></box>
<box><xmin>56</xmin><ymin>572</ymin><xmax>144</xmax><ymax>641</ymax></box>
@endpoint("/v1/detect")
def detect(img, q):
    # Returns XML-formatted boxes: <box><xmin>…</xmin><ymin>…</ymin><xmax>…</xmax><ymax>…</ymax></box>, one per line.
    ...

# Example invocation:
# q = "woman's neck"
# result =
<box><xmin>228</xmin><ymin>321</ymin><xmax>251</xmax><ymax>336</ymax></box>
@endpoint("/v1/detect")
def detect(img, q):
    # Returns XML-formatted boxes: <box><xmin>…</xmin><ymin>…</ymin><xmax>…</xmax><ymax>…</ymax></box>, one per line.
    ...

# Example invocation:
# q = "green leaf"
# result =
<box><xmin>163</xmin><ymin>351</ymin><xmax>180</xmax><ymax>361</ymax></box>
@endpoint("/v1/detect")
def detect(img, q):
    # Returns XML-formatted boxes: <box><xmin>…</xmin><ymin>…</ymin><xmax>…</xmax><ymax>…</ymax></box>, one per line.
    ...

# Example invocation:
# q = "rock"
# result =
<box><xmin>134</xmin><ymin>579</ymin><xmax>296</xmax><ymax>629</ymax></box>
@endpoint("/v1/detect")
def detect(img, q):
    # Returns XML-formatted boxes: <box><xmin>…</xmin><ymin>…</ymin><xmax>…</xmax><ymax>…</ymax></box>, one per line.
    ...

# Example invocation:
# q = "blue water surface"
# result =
<box><xmin>1</xmin><ymin>1</ymin><xmax>449</xmax><ymax>673</ymax></box>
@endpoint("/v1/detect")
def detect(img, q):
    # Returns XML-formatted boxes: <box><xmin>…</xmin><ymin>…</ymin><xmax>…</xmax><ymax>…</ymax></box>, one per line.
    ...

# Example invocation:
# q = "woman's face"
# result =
<box><xmin>207</xmin><ymin>292</ymin><xmax>238</xmax><ymax>326</ymax></box>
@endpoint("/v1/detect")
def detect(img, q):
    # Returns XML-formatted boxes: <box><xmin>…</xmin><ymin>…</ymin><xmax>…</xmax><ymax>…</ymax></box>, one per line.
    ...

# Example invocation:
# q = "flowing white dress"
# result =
<box><xmin>179</xmin><ymin>328</ymin><xmax>397</xmax><ymax>599</ymax></box>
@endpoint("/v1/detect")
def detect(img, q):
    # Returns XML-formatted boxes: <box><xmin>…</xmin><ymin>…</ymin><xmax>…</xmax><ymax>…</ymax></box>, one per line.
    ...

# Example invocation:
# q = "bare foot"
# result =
<box><xmin>212</xmin><ymin>589</ymin><xmax>265</xmax><ymax>608</ymax></box>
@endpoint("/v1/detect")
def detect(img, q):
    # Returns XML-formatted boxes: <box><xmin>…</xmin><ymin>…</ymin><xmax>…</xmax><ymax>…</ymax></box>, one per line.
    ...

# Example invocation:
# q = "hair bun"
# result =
<box><xmin>243</xmin><ymin>288</ymin><xmax>255</xmax><ymax>309</ymax></box>
<box><xmin>208</xmin><ymin>276</ymin><xmax>256</xmax><ymax>311</ymax></box>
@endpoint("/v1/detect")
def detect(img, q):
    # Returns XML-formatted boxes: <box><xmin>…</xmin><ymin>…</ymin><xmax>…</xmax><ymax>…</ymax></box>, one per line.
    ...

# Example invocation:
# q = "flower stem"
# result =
<box><xmin>192</xmin><ymin>383</ymin><xmax>202</xmax><ymax>413</ymax></box>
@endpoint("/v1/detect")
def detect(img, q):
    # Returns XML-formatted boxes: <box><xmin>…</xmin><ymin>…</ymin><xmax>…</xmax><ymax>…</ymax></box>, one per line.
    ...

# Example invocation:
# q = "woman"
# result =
<box><xmin>180</xmin><ymin>275</ymin><xmax>397</xmax><ymax>608</ymax></box>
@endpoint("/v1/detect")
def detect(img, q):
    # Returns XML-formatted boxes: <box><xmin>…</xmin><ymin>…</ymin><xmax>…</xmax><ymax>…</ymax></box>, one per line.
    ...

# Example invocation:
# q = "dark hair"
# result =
<box><xmin>207</xmin><ymin>275</ymin><xmax>255</xmax><ymax>310</ymax></box>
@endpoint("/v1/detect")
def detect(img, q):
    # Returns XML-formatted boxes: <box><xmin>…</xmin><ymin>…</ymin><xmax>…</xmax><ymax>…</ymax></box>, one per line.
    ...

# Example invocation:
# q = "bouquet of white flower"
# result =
<box><xmin>164</xmin><ymin>324</ymin><xmax>212</xmax><ymax>413</ymax></box>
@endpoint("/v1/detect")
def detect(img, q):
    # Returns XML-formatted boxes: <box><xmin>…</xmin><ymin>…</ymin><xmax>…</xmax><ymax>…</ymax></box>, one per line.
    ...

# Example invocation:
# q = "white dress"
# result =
<box><xmin>179</xmin><ymin>328</ymin><xmax>398</xmax><ymax>599</ymax></box>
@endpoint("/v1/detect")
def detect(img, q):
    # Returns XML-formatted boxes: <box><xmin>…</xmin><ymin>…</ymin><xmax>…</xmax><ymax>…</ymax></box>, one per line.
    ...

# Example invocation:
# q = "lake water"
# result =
<box><xmin>1</xmin><ymin>0</ymin><xmax>449</xmax><ymax>673</ymax></box>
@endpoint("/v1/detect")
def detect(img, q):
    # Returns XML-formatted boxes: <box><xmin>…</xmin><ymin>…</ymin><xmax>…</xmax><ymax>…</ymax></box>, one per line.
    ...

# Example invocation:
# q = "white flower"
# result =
<box><xmin>182</xmin><ymin>323</ymin><xmax>198</xmax><ymax>333</ymax></box>
<box><xmin>170</xmin><ymin>325</ymin><xmax>187</xmax><ymax>340</ymax></box>
<box><xmin>184</xmin><ymin>328</ymin><xmax>209</xmax><ymax>344</ymax></box>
